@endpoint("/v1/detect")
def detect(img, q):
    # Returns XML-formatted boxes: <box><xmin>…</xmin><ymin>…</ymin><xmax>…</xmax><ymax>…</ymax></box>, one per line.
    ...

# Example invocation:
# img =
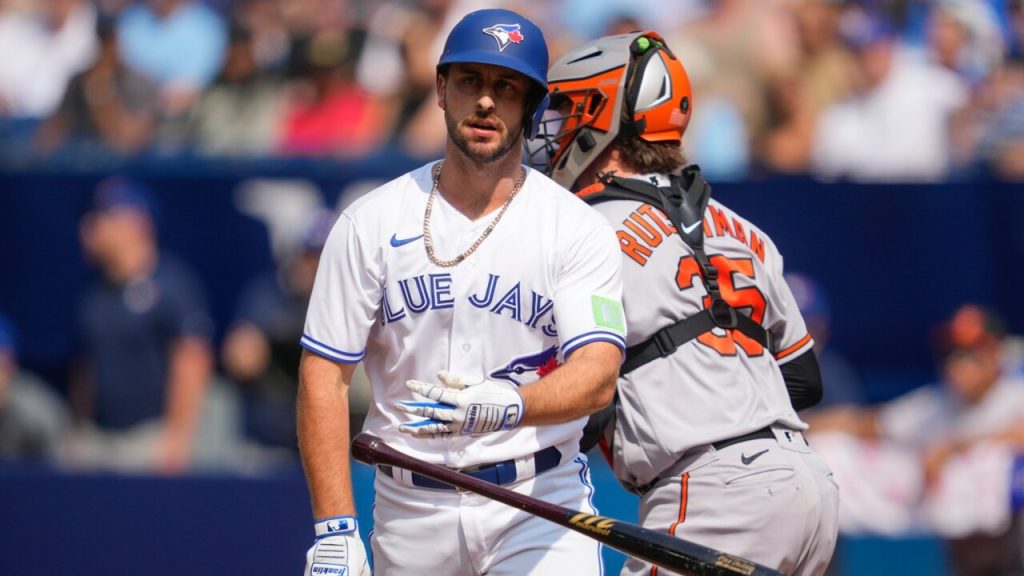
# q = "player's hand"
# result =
<box><xmin>304</xmin><ymin>516</ymin><xmax>371</xmax><ymax>576</ymax></box>
<box><xmin>396</xmin><ymin>370</ymin><xmax>524</xmax><ymax>436</ymax></box>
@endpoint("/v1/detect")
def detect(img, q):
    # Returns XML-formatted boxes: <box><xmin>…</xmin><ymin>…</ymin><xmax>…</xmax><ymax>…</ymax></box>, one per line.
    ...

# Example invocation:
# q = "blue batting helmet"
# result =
<box><xmin>437</xmin><ymin>8</ymin><xmax>550</xmax><ymax>139</ymax></box>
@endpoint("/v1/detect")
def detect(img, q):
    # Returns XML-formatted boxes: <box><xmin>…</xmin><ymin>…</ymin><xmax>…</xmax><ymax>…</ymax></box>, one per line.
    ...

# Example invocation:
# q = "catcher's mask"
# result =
<box><xmin>437</xmin><ymin>8</ymin><xmax>551</xmax><ymax>139</ymax></box>
<box><xmin>527</xmin><ymin>31</ymin><xmax>692</xmax><ymax>189</ymax></box>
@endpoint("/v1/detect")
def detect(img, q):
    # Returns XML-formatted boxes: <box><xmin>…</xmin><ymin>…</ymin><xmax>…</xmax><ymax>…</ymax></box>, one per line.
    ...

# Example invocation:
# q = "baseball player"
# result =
<box><xmin>532</xmin><ymin>31</ymin><xmax>839</xmax><ymax>575</ymax></box>
<box><xmin>298</xmin><ymin>9</ymin><xmax>626</xmax><ymax>576</ymax></box>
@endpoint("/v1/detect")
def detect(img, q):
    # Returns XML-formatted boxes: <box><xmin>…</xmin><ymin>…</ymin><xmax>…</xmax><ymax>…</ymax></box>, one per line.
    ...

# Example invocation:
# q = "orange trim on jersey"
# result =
<box><xmin>575</xmin><ymin>182</ymin><xmax>606</xmax><ymax>200</ymax></box>
<box><xmin>669</xmin><ymin>472</ymin><xmax>689</xmax><ymax>535</ymax></box>
<box><xmin>650</xmin><ymin>472</ymin><xmax>690</xmax><ymax>576</ymax></box>
<box><xmin>774</xmin><ymin>333</ymin><xmax>813</xmax><ymax>361</ymax></box>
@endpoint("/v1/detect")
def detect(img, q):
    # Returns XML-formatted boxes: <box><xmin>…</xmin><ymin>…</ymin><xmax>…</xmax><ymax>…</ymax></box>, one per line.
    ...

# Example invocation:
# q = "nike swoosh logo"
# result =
<box><xmin>740</xmin><ymin>449</ymin><xmax>769</xmax><ymax>465</ymax></box>
<box><xmin>390</xmin><ymin>233</ymin><xmax>423</xmax><ymax>247</ymax></box>
<box><xmin>679</xmin><ymin>220</ymin><xmax>702</xmax><ymax>234</ymax></box>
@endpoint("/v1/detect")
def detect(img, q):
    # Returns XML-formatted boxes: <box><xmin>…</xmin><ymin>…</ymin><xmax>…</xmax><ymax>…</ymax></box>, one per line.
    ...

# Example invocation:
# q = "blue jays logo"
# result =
<box><xmin>482</xmin><ymin>23</ymin><xmax>524</xmax><ymax>52</ymax></box>
<box><xmin>490</xmin><ymin>345</ymin><xmax>561</xmax><ymax>385</ymax></box>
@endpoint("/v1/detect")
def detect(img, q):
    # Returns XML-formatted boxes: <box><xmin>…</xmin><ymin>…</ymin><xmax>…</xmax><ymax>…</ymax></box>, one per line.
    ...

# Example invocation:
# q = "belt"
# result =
<box><xmin>711</xmin><ymin>426</ymin><xmax>775</xmax><ymax>451</ymax></box>
<box><xmin>635</xmin><ymin>426</ymin><xmax>778</xmax><ymax>496</ymax></box>
<box><xmin>378</xmin><ymin>445</ymin><xmax>562</xmax><ymax>491</ymax></box>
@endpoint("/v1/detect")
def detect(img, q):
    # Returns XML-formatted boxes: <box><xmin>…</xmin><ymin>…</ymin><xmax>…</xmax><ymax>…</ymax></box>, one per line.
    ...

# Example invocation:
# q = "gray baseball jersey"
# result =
<box><xmin>593</xmin><ymin>178</ymin><xmax>811</xmax><ymax>490</ymax></box>
<box><xmin>587</xmin><ymin>174</ymin><xmax>838</xmax><ymax>576</ymax></box>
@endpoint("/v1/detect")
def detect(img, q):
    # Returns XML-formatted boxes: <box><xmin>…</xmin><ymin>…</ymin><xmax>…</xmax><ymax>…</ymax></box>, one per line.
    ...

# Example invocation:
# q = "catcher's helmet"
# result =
<box><xmin>530</xmin><ymin>31</ymin><xmax>693</xmax><ymax>189</ymax></box>
<box><xmin>437</xmin><ymin>8</ymin><xmax>550</xmax><ymax>139</ymax></box>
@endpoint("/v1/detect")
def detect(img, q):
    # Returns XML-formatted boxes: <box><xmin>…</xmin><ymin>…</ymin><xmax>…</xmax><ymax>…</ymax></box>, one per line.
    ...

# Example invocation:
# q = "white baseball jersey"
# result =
<box><xmin>590</xmin><ymin>174</ymin><xmax>812</xmax><ymax>490</ymax></box>
<box><xmin>302</xmin><ymin>162</ymin><xmax>627</xmax><ymax>467</ymax></box>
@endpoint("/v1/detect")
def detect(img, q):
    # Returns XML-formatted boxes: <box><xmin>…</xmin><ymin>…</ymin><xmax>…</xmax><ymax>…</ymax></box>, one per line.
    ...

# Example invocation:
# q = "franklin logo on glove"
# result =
<box><xmin>311</xmin><ymin>566</ymin><xmax>346</xmax><ymax>575</ymax></box>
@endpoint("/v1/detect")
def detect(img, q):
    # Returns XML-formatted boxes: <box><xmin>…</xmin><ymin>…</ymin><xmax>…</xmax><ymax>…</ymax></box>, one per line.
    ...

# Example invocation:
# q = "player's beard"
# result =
<box><xmin>446</xmin><ymin>109</ymin><xmax>522</xmax><ymax>164</ymax></box>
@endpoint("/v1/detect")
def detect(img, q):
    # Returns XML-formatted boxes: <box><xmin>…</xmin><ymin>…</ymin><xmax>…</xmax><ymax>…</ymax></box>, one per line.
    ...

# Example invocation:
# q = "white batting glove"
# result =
<box><xmin>396</xmin><ymin>370</ymin><xmax>524</xmax><ymax>436</ymax></box>
<box><xmin>304</xmin><ymin>516</ymin><xmax>371</xmax><ymax>576</ymax></box>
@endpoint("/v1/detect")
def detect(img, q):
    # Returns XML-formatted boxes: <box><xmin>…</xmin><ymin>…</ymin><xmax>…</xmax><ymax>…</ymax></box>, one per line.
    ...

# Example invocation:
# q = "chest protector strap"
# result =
<box><xmin>582</xmin><ymin>166</ymin><xmax>773</xmax><ymax>375</ymax></box>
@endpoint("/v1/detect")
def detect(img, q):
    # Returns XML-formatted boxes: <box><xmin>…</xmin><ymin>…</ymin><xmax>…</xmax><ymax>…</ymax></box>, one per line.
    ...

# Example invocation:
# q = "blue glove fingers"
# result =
<box><xmin>396</xmin><ymin>400</ymin><xmax>455</xmax><ymax>421</ymax></box>
<box><xmin>398</xmin><ymin>419</ymin><xmax>451</xmax><ymax>436</ymax></box>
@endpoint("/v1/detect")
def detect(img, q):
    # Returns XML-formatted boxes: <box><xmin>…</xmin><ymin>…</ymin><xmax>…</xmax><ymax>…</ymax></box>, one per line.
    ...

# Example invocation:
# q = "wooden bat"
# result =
<box><xmin>351</xmin><ymin>433</ymin><xmax>784</xmax><ymax>576</ymax></box>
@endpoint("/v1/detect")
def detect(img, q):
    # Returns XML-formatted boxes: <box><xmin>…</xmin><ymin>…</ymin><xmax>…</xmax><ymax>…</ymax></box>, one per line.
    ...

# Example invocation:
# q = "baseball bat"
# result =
<box><xmin>351</xmin><ymin>433</ymin><xmax>784</xmax><ymax>576</ymax></box>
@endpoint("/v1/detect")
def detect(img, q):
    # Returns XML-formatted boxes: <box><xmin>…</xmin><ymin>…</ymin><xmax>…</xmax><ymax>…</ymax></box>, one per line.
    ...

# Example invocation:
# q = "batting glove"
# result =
<box><xmin>396</xmin><ymin>370</ymin><xmax>524</xmax><ymax>436</ymax></box>
<box><xmin>304</xmin><ymin>516</ymin><xmax>371</xmax><ymax>576</ymax></box>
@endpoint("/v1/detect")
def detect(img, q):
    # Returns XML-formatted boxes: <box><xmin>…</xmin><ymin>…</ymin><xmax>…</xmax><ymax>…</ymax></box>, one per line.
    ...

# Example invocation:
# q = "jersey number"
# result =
<box><xmin>675</xmin><ymin>255</ymin><xmax>767</xmax><ymax>357</ymax></box>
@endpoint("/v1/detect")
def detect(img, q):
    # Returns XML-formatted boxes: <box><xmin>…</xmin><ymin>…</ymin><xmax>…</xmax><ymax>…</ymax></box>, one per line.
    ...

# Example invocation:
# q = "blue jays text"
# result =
<box><xmin>381</xmin><ymin>272</ymin><xmax>557</xmax><ymax>337</ymax></box>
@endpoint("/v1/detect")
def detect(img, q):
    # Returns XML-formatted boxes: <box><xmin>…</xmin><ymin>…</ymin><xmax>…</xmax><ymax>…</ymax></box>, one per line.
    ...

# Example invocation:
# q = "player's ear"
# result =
<box><xmin>437</xmin><ymin>73</ymin><xmax>447</xmax><ymax>110</ymax></box>
<box><xmin>609</xmin><ymin>144</ymin><xmax>622</xmax><ymax>164</ymax></box>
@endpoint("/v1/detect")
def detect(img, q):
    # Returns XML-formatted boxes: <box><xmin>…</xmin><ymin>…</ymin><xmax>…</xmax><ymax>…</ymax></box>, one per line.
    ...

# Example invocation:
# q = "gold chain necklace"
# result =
<box><xmin>423</xmin><ymin>161</ymin><xmax>526</xmax><ymax>268</ymax></box>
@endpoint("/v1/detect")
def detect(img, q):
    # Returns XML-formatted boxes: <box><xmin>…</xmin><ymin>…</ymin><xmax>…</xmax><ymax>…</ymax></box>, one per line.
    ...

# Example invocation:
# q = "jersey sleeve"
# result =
<box><xmin>300</xmin><ymin>212</ymin><xmax>381</xmax><ymax>363</ymax></box>
<box><xmin>552</xmin><ymin>215</ymin><xmax>627</xmax><ymax>359</ymax></box>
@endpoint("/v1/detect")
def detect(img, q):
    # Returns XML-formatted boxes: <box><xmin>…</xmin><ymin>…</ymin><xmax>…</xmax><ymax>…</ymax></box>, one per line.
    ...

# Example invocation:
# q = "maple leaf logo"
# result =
<box><xmin>536</xmin><ymin>356</ymin><xmax>561</xmax><ymax>378</ymax></box>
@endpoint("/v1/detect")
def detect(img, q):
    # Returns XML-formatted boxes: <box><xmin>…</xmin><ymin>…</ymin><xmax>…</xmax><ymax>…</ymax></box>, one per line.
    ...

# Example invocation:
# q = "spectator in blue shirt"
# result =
<box><xmin>68</xmin><ymin>176</ymin><xmax>214</xmax><ymax>474</ymax></box>
<box><xmin>116</xmin><ymin>0</ymin><xmax>227</xmax><ymax>121</ymax></box>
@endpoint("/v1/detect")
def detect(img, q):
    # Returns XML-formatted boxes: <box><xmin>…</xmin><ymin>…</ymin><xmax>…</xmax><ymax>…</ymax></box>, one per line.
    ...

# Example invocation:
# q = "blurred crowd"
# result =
<box><xmin>2</xmin><ymin>0</ymin><xmax>1024</xmax><ymax>180</ymax></box>
<box><xmin>0</xmin><ymin>176</ymin><xmax>349</xmax><ymax>476</ymax></box>
<box><xmin>788</xmin><ymin>278</ymin><xmax>1024</xmax><ymax>576</ymax></box>
<box><xmin>778</xmin><ymin>270</ymin><xmax>1024</xmax><ymax>575</ymax></box>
